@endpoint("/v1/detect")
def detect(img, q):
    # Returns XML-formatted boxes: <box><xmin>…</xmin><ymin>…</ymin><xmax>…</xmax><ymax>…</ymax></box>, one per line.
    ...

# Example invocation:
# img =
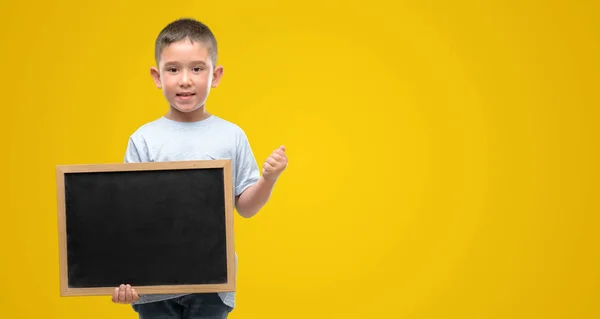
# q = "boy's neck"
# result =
<box><xmin>165</xmin><ymin>106</ymin><xmax>212</xmax><ymax>122</ymax></box>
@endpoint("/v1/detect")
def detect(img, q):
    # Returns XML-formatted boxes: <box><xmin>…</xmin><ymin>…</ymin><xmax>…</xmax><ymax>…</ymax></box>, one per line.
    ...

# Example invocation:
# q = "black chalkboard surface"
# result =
<box><xmin>55</xmin><ymin>160</ymin><xmax>235</xmax><ymax>296</ymax></box>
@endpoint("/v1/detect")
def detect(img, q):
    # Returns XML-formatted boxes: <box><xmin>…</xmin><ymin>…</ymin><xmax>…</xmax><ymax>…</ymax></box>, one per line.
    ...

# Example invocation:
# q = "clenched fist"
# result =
<box><xmin>262</xmin><ymin>145</ymin><xmax>288</xmax><ymax>182</ymax></box>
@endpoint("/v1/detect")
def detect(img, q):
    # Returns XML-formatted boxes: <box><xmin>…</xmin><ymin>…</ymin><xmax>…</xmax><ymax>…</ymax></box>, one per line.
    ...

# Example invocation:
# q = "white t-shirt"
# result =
<box><xmin>124</xmin><ymin>115</ymin><xmax>260</xmax><ymax>308</ymax></box>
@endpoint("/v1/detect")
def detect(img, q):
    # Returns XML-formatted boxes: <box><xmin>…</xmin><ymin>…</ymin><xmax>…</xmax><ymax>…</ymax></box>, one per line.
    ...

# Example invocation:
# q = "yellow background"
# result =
<box><xmin>1</xmin><ymin>0</ymin><xmax>598</xmax><ymax>318</ymax></box>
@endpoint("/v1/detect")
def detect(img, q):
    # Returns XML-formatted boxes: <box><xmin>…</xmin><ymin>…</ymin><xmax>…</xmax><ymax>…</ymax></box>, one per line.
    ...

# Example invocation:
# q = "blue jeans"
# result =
<box><xmin>132</xmin><ymin>293</ymin><xmax>233</xmax><ymax>319</ymax></box>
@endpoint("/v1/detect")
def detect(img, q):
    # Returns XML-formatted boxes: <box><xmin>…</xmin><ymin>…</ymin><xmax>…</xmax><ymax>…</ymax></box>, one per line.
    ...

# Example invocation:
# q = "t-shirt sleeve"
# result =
<box><xmin>235</xmin><ymin>130</ymin><xmax>260</xmax><ymax>196</ymax></box>
<box><xmin>124</xmin><ymin>136</ymin><xmax>149</xmax><ymax>163</ymax></box>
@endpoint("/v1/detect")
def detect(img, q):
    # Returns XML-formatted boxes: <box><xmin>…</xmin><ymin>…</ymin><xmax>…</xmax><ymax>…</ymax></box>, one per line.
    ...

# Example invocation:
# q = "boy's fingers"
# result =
<box><xmin>125</xmin><ymin>285</ymin><xmax>132</xmax><ymax>303</ymax></box>
<box><xmin>112</xmin><ymin>288</ymin><xmax>119</xmax><ymax>303</ymax></box>
<box><xmin>271</xmin><ymin>154</ymin><xmax>285</xmax><ymax>162</ymax></box>
<box><xmin>267</xmin><ymin>158</ymin><xmax>278</xmax><ymax>166</ymax></box>
<box><xmin>119</xmin><ymin>284</ymin><xmax>126</xmax><ymax>303</ymax></box>
<box><xmin>132</xmin><ymin>288</ymin><xmax>139</xmax><ymax>301</ymax></box>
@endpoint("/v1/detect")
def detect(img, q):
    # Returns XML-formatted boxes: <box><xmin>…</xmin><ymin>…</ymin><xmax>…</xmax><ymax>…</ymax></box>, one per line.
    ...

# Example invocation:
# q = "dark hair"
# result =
<box><xmin>154</xmin><ymin>18</ymin><xmax>218</xmax><ymax>67</ymax></box>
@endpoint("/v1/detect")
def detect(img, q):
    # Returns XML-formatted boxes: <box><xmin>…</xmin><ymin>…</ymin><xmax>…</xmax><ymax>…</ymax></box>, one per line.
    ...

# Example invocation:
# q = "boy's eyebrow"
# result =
<box><xmin>163</xmin><ymin>60</ymin><xmax>208</xmax><ymax>66</ymax></box>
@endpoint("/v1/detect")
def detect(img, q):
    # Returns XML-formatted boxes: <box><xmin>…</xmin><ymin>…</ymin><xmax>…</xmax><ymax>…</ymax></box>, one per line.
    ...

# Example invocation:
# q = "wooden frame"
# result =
<box><xmin>56</xmin><ymin>160</ymin><xmax>235</xmax><ymax>296</ymax></box>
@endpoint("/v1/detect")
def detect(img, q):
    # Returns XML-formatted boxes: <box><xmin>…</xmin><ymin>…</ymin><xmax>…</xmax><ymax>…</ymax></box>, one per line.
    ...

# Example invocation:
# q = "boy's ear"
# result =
<box><xmin>211</xmin><ymin>65</ymin><xmax>224</xmax><ymax>88</ymax></box>
<box><xmin>150</xmin><ymin>66</ymin><xmax>162</xmax><ymax>89</ymax></box>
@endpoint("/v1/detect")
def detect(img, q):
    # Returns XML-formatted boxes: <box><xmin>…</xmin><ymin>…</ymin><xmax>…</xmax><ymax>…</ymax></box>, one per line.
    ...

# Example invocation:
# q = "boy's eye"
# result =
<box><xmin>192</xmin><ymin>67</ymin><xmax>202</xmax><ymax>72</ymax></box>
<box><xmin>167</xmin><ymin>68</ymin><xmax>178</xmax><ymax>73</ymax></box>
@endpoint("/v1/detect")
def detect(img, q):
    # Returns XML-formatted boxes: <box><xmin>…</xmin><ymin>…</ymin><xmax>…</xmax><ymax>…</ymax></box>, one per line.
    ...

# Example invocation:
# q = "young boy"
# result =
<box><xmin>110</xmin><ymin>18</ymin><xmax>287</xmax><ymax>318</ymax></box>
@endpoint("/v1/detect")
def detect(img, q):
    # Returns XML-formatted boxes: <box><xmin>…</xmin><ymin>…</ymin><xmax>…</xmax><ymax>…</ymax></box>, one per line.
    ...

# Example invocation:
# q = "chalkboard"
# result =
<box><xmin>55</xmin><ymin>160</ymin><xmax>235</xmax><ymax>297</ymax></box>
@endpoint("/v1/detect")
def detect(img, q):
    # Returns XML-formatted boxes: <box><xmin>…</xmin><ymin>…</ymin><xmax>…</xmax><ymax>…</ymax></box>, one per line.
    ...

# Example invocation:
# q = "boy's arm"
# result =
<box><xmin>236</xmin><ymin>145</ymin><xmax>287</xmax><ymax>218</ymax></box>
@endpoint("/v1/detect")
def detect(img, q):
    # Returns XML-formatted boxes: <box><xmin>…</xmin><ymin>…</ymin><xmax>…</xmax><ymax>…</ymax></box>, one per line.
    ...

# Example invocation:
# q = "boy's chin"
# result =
<box><xmin>172</xmin><ymin>103</ymin><xmax>201</xmax><ymax>113</ymax></box>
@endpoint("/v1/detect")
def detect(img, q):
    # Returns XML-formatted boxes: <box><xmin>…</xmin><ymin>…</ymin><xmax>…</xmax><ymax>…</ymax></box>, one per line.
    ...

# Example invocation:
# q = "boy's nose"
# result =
<box><xmin>179</xmin><ymin>72</ymin><xmax>192</xmax><ymax>87</ymax></box>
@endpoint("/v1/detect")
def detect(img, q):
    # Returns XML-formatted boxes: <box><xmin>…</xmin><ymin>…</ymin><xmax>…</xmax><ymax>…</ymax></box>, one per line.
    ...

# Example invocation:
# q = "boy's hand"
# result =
<box><xmin>112</xmin><ymin>284</ymin><xmax>139</xmax><ymax>304</ymax></box>
<box><xmin>262</xmin><ymin>145</ymin><xmax>287</xmax><ymax>182</ymax></box>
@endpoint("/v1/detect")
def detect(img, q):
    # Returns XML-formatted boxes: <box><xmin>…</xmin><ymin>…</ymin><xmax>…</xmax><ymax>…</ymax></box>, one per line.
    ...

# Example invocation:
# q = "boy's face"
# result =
<box><xmin>150</xmin><ymin>39</ymin><xmax>223</xmax><ymax>115</ymax></box>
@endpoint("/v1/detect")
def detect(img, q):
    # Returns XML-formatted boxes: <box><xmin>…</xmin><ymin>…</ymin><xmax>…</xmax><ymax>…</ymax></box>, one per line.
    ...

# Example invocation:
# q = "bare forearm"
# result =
<box><xmin>236</xmin><ymin>177</ymin><xmax>277</xmax><ymax>218</ymax></box>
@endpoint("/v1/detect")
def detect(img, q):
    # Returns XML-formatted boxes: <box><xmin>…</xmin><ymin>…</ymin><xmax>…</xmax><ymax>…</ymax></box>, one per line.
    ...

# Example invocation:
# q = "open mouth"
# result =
<box><xmin>176</xmin><ymin>92</ymin><xmax>195</xmax><ymax>100</ymax></box>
